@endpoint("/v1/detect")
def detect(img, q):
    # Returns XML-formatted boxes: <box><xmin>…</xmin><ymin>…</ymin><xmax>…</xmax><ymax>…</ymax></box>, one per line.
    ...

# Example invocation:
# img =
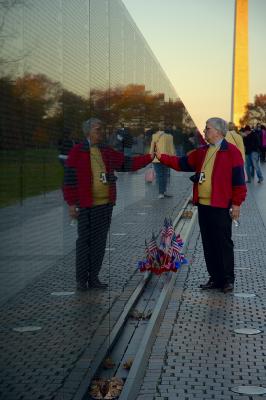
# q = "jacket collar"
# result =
<box><xmin>219</xmin><ymin>138</ymin><xmax>228</xmax><ymax>151</ymax></box>
<box><xmin>202</xmin><ymin>138</ymin><xmax>228</xmax><ymax>152</ymax></box>
<box><xmin>81</xmin><ymin>140</ymin><xmax>108</xmax><ymax>152</ymax></box>
<box><xmin>81</xmin><ymin>140</ymin><xmax>90</xmax><ymax>151</ymax></box>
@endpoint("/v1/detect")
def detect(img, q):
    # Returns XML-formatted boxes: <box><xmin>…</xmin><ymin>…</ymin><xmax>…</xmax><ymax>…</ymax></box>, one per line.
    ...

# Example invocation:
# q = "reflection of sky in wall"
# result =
<box><xmin>123</xmin><ymin>0</ymin><xmax>266</xmax><ymax>131</ymax></box>
<box><xmin>1</xmin><ymin>0</ymin><xmax>179</xmax><ymax>103</ymax></box>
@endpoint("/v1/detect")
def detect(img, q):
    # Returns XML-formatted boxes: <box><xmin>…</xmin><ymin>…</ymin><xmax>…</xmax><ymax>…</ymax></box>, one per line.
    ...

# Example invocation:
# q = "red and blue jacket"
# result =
<box><xmin>63</xmin><ymin>141</ymin><xmax>152</xmax><ymax>207</ymax></box>
<box><xmin>160</xmin><ymin>139</ymin><xmax>247</xmax><ymax>208</ymax></box>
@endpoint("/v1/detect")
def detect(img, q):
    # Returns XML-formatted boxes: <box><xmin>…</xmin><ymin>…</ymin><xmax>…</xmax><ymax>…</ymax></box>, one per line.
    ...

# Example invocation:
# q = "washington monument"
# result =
<box><xmin>231</xmin><ymin>0</ymin><xmax>249</xmax><ymax>126</ymax></box>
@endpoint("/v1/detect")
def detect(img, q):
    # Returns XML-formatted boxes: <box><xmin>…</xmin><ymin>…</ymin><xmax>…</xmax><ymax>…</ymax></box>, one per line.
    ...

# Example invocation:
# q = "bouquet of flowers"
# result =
<box><xmin>137</xmin><ymin>218</ymin><xmax>187</xmax><ymax>275</ymax></box>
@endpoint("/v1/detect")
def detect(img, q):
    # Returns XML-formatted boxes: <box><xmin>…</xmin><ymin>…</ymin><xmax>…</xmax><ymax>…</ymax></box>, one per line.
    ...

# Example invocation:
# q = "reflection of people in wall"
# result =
<box><xmin>116</xmin><ymin>123</ymin><xmax>134</xmax><ymax>156</ymax></box>
<box><xmin>182</xmin><ymin>132</ymin><xmax>196</xmax><ymax>154</ymax></box>
<box><xmin>172</xmin><ymin>127</ymin><xmax>185</xmax><ymax>156</ymax></box>
<box><xmin>57</xmin><ymin>128</ymin><xmax>78</xmax><ymax>167</ymax></box>
<box><xmin>149</xmin><ymin>127</ymin><xmax>176</xmax><ymax>199</ymax></box>
<box><xmin>63</xmin><ymin>118</ymin><xmax>154</xmax><ymax>291</ymax></box>
<box><xmin>132</xmin><ymin>133</ymin><xmax>145</xmax><ymax>155</ymax></box>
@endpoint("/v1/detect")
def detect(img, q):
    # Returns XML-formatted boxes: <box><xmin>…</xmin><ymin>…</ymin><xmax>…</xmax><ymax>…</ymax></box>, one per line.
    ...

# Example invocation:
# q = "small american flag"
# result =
<box><xmin>165</xmin><ymin>219</ymin><xmax>174</xmax><ymax>247</ymax></box>
<box><xmin>148</xmin><ymin>234</ymin><xmax>158</xmax><ymax>258</ymax></box>
<box><xmin>172</xmin><ymin>234</ymin><xmax>182</xmax><ymax>256</ymax></box>
<box><xmin>167</xmin><ymin>245</ymin><xmax>173</xmax><ymax>259</ymax></box>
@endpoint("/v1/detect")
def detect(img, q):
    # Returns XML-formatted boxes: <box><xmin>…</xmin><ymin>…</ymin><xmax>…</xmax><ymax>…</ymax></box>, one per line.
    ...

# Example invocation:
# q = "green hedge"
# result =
<box><xmin>0</xmin><ymin>149</ymin><xmax>63</xmax><ymax>207</ymax></box>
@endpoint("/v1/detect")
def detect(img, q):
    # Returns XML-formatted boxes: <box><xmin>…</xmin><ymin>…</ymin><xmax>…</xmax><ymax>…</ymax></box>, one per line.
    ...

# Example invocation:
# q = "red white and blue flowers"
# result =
<box><xmin>138</xmin><ymin>218</ymin><xmax>187</xmax><ymax>275</ymax></box>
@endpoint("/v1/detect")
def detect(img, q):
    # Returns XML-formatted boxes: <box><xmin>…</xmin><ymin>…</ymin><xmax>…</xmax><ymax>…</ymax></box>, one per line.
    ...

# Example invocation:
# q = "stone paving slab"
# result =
<box><xmin>0</xmin><ymin>173</ymin><xmax>191</xmax><ymax>400</ymax></box>
<box><xmin>137</xmin><ymin>185</ymin><xmax>266</xmax><ymax>400</ymax></box>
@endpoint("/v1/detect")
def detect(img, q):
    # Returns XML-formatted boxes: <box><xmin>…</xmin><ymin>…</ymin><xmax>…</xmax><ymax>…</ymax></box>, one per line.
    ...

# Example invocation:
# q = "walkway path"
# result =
<box><xmin>137</xmin><ymin>163</ymin><xmax>266</xmax><ymax>400</ymax></box>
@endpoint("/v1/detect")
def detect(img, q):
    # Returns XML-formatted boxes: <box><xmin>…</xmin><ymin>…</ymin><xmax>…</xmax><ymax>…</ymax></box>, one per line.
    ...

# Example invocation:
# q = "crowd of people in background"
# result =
<box><xmin>239</xmin><ymin>123</ymin><xmax>265</xmax><ymax>183</ymax></box>
<box><xmin>57</xmin><ymin>123</ymin><xmax>203</xmax><ymax>165</ymax></box>
<box><xmin>108</xmin><ymin>124</ymin><xmax>205</xmax><ymax>157</ymax></box>
<box><xmin>58</xmin><ymin>120</ymin><xmax>266</xmax><ymax>186</ymax></box>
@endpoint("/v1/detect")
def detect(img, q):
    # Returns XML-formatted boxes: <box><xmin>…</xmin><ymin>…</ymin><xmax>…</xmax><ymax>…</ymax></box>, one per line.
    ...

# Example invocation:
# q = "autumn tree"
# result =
<box><xmin>89</xmin><ymin>84</ymin><xmax>189</xmax><ymax>135</ymax></box>
<box><xmin>13</xmin><ymin>73</ymin><xmax>61</xmax><ymax>146</ymax></box>
<box><xmin>50</xmin><ymin>89</ymin><xmax>90</xmax><ymax>142</ymax></box>
<box><xmin>240</xmin><ymin>94</ymin><xmax>266</xmax><ymax>127</ymax></box>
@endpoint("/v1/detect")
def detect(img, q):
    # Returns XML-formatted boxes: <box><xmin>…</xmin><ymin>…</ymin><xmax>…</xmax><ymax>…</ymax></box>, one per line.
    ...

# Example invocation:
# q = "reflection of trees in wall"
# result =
<box><xmin>0</xmin><ymin>74</ymin><xmax>61</xmax><ymax>148</ymax></box>
<box><xmin>0</xmin><ymin>72</ymin><xmax>192</xmax><ymax>149</ymax></box>
<box><xmin>91</xmin><ymin>85</ymin><xmax>188</xmax><ymax>132</ymax></box>
<box><xmin>0</xmin><ymin>75</ymin><xmax>88</xmax><ymax>149</ymax></box>
<box><xmin>164</xmin><ymin>99</ymin><xmax>185</xmax><ymax>130</ymax></box>
<box><xmin>240</xmin><ymin>94</ymin><xmax>266</xmax><ymax>126</ymax></box>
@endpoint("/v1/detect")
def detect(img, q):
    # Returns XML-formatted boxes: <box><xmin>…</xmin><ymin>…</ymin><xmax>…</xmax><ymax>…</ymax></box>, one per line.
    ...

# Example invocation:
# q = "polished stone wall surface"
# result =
<box><xmin>0</xmin><ymin>2</ymin><xmax>195</xmax><ymax>398</ymax></box>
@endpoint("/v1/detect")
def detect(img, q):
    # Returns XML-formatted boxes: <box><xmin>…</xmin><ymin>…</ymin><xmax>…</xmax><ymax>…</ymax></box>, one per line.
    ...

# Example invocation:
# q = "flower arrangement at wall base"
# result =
<box><xmin>137</xmin><ymin>218</ymin><xmax>187</xmax><ymax>275</ymax></box>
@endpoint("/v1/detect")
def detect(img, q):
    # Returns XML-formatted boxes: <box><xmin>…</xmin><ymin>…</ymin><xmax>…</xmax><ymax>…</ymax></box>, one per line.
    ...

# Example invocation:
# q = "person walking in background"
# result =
<box><xmin>241</xmin><ymin>127</ymin><xmax>254</xmax><ymax>181</ymax></box>
<box><xmin>182</xmin><ymin>132</ymin><xmax>196</xmax><ymax>154</ymax></box>
<box><xmin>172</xmin><ymin>126</ymin><xmax>185</xmax><ymax>156</ymax></box>
<box><xmin>155</xmin><ymin>117</ymin><xmax>247</xmax><ymax>293</ymax></box>
<box><xmin>132</xmin><ymin>133</ymin><xmax>145</xmax><ymax>155</ymax></box>
<box><xmin>150</xmin><ymin>126</ymin><xmax>175</xmax><ymax>199</ymax></box>
<box><xmin>255</xmin><ymin>122</ymin><xmax>266</xmax><ymax>163</ymax></box>
<box><xmin>57</xmin><ymin>128</ymin><xmax>78</xmax><ymax>167</ymax></box>
<box><xmin>116</xmin><ymin>123</ymin><xmax>134</xmax><ymax>157</ymax></box>
<box><xmin>260</xmin><ymin>124</ymin><xmax>266</xmax><ymax>162</ymax></box>
<box><xmin>226</xmin><ymin>122</ymin><xmax>245</xmax><ymax>162</ymax></box>
<box><xmin>243</xmin><ymin>125</ymin><xmax>264</xmax><ymax>183</ymax></box>
<box><xmin>63</xmin><ymin>118</ymin><xmax>153</xmax><ymax>291</ymax></box>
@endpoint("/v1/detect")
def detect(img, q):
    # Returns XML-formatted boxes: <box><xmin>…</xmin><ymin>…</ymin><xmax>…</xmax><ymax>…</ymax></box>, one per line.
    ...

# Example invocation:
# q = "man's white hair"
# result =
<box><xmin>82</xmin><ymin>118</ymin><xmax>102</xmax><ymax>135</ymax></box>
<box><xmin>206</xmin><ymin>117</ymin><xmax>228</xmax><ymax>136</ymax></box>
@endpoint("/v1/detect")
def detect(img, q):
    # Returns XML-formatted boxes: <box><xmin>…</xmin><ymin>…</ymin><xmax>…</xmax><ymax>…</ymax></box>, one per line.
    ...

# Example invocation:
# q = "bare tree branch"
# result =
<box><xmin>0</xmin><ymin>0</ymin><xmax>29</xmax><ymax>68</ymax></box>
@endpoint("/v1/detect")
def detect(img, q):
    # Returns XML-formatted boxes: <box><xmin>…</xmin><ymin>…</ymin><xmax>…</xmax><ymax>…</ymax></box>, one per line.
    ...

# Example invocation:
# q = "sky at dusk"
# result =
<box><xmin>123</xmin><ymin>0</ymin><xmax>266</xmax><ymax>132</ymax></box>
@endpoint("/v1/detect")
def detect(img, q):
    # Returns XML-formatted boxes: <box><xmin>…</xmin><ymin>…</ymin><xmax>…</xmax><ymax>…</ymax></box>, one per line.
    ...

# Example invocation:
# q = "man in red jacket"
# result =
<box><xmin>155</xmin><ymin>117</ymin><xmax>247</xmax><ymax>293</ymax></box>
<box><xmin>64</xmin><ymin>118</ymin><xmax>153</xmax><ymax>290</ymax></box>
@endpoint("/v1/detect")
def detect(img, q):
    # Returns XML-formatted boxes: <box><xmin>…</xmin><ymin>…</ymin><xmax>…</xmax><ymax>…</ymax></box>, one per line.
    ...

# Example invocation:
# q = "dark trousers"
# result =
<box><xmin>76</xmin><ymin>204</ymin><xmax>113</xmax><ymax>284</ymax></box>
<box><xmin>198</xmin><ymin>204</ymin><xmax>234</xmax><ymax>286</ymax></box>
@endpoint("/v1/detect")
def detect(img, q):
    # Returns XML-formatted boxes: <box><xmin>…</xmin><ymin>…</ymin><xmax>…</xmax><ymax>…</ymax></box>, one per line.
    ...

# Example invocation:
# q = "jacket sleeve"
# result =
<box><xmin>109</xmin><ymin>148</ymin><xmax>152</xmax><ymax>171</ymax></box>
<box><xmin>231</xmin><ymin>147</ymin><xmax>247</xmax><ymax>206</ymax></box>
<box><xmin>63</xmin><ymin>145</ymin><xmax>79</xmax><ymax>206</ymax></box>
<box><xmin>160</xmin><ymin>150</ymin><xmax>197</xmax><ymax>172</ymax></box>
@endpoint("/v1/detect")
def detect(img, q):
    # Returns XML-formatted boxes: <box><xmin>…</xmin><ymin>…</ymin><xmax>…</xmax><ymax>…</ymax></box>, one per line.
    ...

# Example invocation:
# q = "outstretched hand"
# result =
<box><xmin>150</xmin><ymin>151</ymin><xmax>155</xmax><ymax>161</ymax></box>
<box><xmin>155</xmin><ymin>145</ymin><xmax>161</xmax><ymax>160</ymax></box>
<box><xmin>150</xmin><ymin>142</ymin><xmax>156</xmax><ymax>160</ymax></box>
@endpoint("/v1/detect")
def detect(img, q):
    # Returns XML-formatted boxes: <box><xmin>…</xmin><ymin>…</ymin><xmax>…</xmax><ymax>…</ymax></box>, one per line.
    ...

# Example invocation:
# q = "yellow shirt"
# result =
<box><xmin>90</xmin><ymin>147</ymin><xmax>109</xmax><ymax>206</ymax></box>
<box><xmin>198</xmin><ymin>145</ymin><xmax>220</xmax><ymax>206</ymax></box>
<box><xmin>225</xmin><ymin>131</ymin><xmax>245</xmax><ymax>162</ymax></box>
<box><xmin>150</xmin><ymin>131</ymin><xmax>175</xmax><ymax>163</ymax></box>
